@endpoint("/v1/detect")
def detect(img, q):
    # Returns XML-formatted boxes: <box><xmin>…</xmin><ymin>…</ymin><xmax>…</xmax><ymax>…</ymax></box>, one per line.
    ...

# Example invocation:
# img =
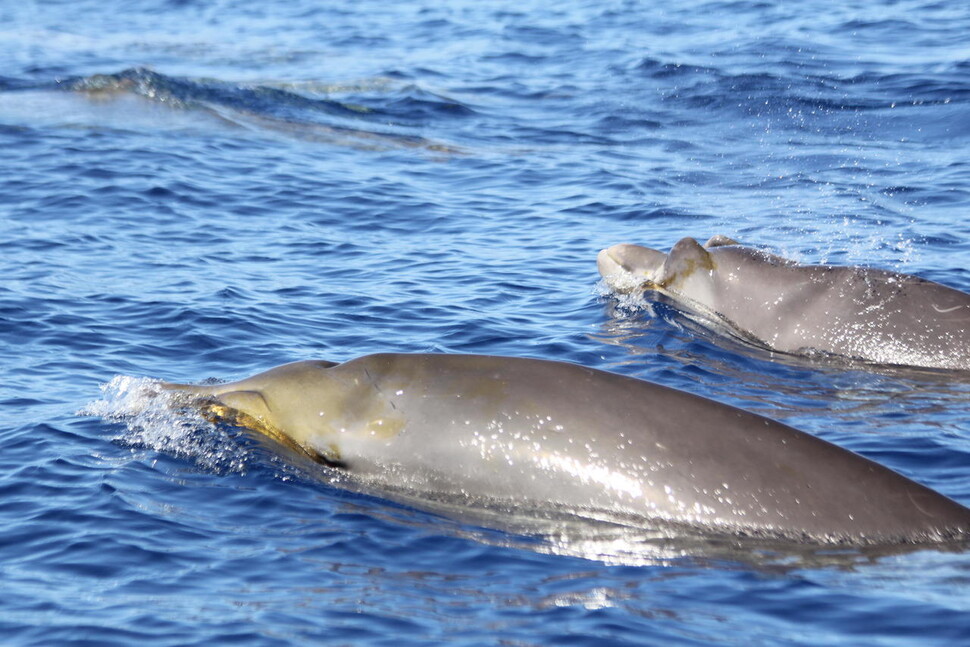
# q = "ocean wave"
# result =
<box><xmin>0</xmin><ymin>67</ymin><xmax>468</xmax><ymax>151</ymax></box>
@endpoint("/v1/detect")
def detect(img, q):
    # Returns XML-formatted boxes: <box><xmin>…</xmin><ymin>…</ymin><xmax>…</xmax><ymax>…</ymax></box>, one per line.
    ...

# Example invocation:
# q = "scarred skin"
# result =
<box><xmin>163</xmin><ymin>353</ymin><xmax>970</xmax><ymax>544</ymax></box>
<box><xmin>598</xmin><ymin>236</ymin><xmax>970</xmax><ymax>370</ymax></box>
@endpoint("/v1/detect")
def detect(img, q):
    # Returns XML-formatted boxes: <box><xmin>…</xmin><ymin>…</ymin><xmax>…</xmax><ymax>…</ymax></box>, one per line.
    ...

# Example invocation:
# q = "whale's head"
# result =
<box><xmin>598</xmin><ymin>236</ymin><xmax>743</xmax><ymax>295</ymax></box>
<box><xmin>162</xmin><ymin>359</ymin><xmax>402</xmax><ymax>468</ymax></box>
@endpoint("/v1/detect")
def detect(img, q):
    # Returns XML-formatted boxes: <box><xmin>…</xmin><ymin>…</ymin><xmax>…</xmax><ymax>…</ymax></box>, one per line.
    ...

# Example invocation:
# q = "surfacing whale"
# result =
<box><xmin>162</xmin><ymin>353</ymin><xmax>970</xmax><ymax>545</ymax></box>
<box><xmin>597</xmin><ymin>236</ymin><xmax>970</xmax><ymax>371</ymax></box>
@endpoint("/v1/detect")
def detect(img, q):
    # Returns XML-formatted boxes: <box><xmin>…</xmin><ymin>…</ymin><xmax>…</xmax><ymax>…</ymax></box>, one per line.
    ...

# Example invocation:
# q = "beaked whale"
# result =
<box><xmin>163</xmin><ymin>353</ymin><xmax>970</xmax><ymax>545</ymax></box>
<box><xmin>597</xmin><ymin>236</ymin><xmax>970</xmax><ymax>370</ymax></box>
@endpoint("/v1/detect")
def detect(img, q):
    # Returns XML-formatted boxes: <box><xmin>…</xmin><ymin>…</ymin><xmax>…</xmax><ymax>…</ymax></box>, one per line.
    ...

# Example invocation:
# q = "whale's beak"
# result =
<box><xmin>596</xmin><ymin>247</ymin><xmax>624</xmax><ymax>277</ymax></box>
<box><xmin>597</xmin><ymin>244</ymin><xmax>666</xmax><ymax>291</ymax></box>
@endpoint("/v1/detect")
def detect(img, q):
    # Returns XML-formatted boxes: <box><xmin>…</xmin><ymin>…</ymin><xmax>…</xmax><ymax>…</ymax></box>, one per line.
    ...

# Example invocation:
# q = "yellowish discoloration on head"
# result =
<box><xmin>272</xmin><ymin>381</ymin><xmax>406</xmax><ymax>463</ymax></box>
<box><xmin>199</xmin><ymin>399</ymin><xmax>337</xmax><ymax>462</ymax></box>
<box><xmin>658</xmin><ymin>252</ymin><xmax>717</xmax><ymax>290</ymax></box>
<box><xmin>165</xmin><ymin>360</ymin><xmax>410</xmax><ymax>466</ymax></box>
<box><xmin>354</xmin><ymin>396</ymin><xmax>406</xmax><ymax>441</ymax></box>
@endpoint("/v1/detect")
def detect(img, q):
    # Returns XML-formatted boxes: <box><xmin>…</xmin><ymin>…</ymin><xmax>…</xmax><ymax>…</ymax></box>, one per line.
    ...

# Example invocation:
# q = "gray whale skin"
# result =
<box><xmin>598</xmin><ymin>236</ymin><xmax>970</xmax><ymax>370</ymax></box>
<box><xmin>164</xmin><ymin>353</ymin><xmax>970</xmax><ymax>545</ymax></box>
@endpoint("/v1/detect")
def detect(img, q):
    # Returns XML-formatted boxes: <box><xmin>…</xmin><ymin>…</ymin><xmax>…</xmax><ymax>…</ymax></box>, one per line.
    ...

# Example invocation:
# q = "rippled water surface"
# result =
<box><xmin>2</xmin><ymin>0</ymin><xmax>970</xmax><ymax>645</ymax></box>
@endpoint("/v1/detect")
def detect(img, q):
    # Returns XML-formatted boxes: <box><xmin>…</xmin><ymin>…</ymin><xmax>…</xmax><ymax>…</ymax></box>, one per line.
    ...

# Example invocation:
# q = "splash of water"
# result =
<box><xmin>78</xmin><ymin>375</ymin><xmax>251</xmax><ymax>474</ymax></box>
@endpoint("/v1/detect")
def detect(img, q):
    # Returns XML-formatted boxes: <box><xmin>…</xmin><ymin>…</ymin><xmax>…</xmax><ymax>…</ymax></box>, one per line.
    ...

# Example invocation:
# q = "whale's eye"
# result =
<box><xmin>307</xmin><ymin>446</ymin><xmax>348</xmax><ymax>470</ymax></box>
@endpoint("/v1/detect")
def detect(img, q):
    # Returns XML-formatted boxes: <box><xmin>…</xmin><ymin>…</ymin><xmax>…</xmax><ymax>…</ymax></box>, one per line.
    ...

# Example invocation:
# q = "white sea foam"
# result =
<box><xmin>78</xmin><ymin>375</ymin><xmax>250</xmax><ymax>473</ymax></box>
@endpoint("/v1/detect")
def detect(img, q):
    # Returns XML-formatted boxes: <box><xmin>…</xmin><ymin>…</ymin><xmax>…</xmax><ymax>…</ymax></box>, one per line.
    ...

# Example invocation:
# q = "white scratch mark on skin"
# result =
<box><xmin>931</xmin><ymin>304</ymin><xmax>964</xmax><ymax>313</ymax></box>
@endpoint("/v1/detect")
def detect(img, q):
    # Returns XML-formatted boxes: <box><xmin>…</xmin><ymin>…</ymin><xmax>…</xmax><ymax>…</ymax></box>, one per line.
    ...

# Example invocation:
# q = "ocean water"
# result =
<box><xmin>2</xmin><ymin>0</ymin><xmax>970</xmax><ymax>644</ymax></box>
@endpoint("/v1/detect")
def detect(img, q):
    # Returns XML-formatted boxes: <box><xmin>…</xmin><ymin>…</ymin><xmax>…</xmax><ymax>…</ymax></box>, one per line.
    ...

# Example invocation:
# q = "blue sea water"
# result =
<box><xmin>2</xmin><ymin>0</ymin><xmax>970</xmax><ymax>644</ymax></box>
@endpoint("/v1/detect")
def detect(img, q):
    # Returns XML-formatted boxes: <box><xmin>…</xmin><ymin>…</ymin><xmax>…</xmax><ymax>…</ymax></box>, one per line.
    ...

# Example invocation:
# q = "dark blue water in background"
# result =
<box><xmin>2</xmin><ymin>0</ymin><xmax>969</xmax><ymax>644</ymax></box>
